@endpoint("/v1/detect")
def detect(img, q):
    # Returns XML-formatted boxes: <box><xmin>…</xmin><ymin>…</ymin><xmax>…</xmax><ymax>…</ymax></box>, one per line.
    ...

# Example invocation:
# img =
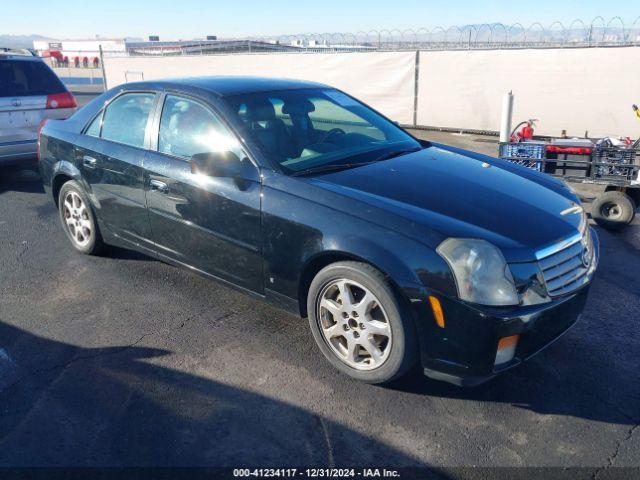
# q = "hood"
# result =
<box><xmin>306</xmin><ymin>145</ymin><xmax>583</xmax><ymax>262</ymax></box>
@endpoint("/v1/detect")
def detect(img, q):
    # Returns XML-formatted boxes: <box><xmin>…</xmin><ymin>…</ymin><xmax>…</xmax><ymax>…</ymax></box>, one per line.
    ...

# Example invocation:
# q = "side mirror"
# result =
<box><xmin>191</xmin><ymin>151</ymin><xmax>243</xmax><ymax>178</ymax></box>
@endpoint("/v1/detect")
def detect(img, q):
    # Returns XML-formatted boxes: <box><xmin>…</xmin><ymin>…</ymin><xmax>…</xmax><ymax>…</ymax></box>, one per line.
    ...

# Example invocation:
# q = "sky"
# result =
<box><xmin>1</xmin><ymin>0</ymin><xmax>638</xmax><ymax>39</ymax></box>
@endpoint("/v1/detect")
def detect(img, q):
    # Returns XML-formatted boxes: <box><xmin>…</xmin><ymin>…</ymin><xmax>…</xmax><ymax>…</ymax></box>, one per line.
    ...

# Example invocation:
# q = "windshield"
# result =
<box><xmin>223</xmin><ymin>88</ymin><xmax>420</xmax><ymax>174</ymax></box>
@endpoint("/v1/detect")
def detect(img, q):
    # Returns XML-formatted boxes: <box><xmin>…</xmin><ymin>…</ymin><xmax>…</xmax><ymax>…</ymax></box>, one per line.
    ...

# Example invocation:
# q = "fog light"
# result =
<box><xmin>495</xmin><ymin>335</ymin><xmax>519</xmax><ymax>366</ymax></box>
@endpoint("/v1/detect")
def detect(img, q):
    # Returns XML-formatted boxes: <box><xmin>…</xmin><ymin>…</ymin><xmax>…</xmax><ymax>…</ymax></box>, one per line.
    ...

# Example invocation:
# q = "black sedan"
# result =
<box><xmin>38</xmin><ymin>77</ymin><xmax>599</xmax><ymax>386</ymax></box>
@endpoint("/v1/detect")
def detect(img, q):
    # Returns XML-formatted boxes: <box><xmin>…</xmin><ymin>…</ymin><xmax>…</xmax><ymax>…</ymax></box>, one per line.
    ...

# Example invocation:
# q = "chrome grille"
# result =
<box><xmin>538</xmin><ymin>231</ymin><xmax>593</xmax><ymax>297</ymax></box>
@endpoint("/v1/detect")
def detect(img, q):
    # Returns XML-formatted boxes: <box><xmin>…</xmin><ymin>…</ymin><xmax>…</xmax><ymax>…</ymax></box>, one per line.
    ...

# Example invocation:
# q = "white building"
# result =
<box><xmin>32</xmin><ymin>38</ymin><xmax>126</xmax><ymax>60</ymax></box>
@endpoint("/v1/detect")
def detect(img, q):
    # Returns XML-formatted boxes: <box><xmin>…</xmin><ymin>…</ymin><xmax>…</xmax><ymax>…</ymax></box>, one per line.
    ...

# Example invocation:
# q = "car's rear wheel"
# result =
<box><xmin>58</xmin><ymin>180</ymin><xmax>104</xmax><ymax>255</ymax></box>
<box><xmin>307</xmin><ymin>261</ymin><xmax>416</xmax><ymax>384</ymax></box>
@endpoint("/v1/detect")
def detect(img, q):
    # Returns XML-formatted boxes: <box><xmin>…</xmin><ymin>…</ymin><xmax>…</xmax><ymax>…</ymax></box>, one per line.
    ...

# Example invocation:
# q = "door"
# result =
<box><xmin>80</xmin><ymin>92</ymin><xmax>156</xmax><ymax>249</ymax></box>
<box><xmin>144</xmin><ymin>94</ymin><xmax>263</xmax><ymax>292</ymax></box>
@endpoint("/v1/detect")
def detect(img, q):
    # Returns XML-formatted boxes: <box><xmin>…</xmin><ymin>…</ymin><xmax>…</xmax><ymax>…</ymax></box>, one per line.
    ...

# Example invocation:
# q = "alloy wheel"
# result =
<box><xmin>62</xmin><ymin>191</ymin><xmax>92</xmax><ymax>247</ymax></box>
<box><xmin>317</xmin><ymin>279</ymin><xmax>392</xmax><ymax>370</ymax></box>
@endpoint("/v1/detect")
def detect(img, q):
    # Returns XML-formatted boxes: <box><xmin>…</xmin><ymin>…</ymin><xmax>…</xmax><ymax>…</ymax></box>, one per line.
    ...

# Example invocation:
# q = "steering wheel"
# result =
<box><xmin>318</xmin><ymin>128</ymin><xmax>346</xmax><ymax>144</ymax></box>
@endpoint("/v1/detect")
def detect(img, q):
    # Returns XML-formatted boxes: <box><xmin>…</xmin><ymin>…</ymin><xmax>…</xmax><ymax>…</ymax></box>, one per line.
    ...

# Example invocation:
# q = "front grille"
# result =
<box><xmin>538</xmin><ymin>231</ymin><xmax>593</xmax><ymax>297</ymax></box>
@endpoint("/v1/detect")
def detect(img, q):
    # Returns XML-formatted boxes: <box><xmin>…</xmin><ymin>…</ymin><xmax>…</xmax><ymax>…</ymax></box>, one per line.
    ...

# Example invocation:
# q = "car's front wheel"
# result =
<box><xmin>58</xmin><ymin>180</ymin><xmax>104</xmax><ymax>255</ymax></box>
<box><xmin>307</xmin><ymin>261</ymin><xmax>416</xmax><ymax>384</ymax></box>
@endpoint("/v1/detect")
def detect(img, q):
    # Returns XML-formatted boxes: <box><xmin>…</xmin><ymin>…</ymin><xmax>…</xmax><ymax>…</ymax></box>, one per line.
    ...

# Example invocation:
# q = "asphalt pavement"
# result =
<box><xmin>0</xmin><ymin>126</ymin><xmax>639</xmax><ymax>471</ymax></box>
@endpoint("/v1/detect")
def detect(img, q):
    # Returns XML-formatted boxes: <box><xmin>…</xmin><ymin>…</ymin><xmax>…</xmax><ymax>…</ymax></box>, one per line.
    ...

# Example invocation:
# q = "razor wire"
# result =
<box><xmin>39</xmin><ymin>16</ymin><xmax>640</xmax><ymax>59</ymax></box>
<box><xmin>246</xmin><ymin>16</ymin><xmax>640</xmax><ymax>53</ymax></box>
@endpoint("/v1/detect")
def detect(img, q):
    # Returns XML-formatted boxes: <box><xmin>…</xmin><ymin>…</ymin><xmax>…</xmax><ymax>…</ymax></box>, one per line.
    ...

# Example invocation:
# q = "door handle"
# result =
<box><xmin>150</xmin><ymin>179</ymin><xmax>169</xmax><ymax>193</ymax></box>
<box><xmin>83</xmin><ymin>156</ymin><xmax>97</xmax><ymax>169</ymax></box>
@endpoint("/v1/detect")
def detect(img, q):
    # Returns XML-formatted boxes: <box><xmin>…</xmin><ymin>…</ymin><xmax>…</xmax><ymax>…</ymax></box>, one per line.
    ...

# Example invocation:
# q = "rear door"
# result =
<box><xmin>80</xmin><ymin>92</ymin><xmax>156</xmax><ymax>250</ymax></box>
<box><xmin>0</xmin><ymin>59</ymin><xmax>70</xmax><ymax>156</ymax></box>
<box><xmin>143</xmin><ymin>93</ymin><xmax>263</xmax><ymax>291</ymax></box>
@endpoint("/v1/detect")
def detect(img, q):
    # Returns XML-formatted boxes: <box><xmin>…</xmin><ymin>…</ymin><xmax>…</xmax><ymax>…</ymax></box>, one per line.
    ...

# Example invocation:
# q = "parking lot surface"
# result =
<box><xmin>0</xmin><ymin>128</ymin><xmax>639</xmax><ymax>470</ymax></box>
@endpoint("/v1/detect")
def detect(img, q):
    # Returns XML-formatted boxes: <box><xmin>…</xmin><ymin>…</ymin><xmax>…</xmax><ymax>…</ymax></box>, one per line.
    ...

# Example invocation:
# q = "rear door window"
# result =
<box><xmin>100</xmin><ymin>93</ymin><xmax>155</xmax><ymax>148</ymax></box>
<box><xmin>0</xmin><ymin>60</ymin><xmax>66</xmax><ymax>97</ymax></box>
<box><xmin>85</xmin><ymin>112</ymin><xmax>103</xmax><ymax>137</ymax></box>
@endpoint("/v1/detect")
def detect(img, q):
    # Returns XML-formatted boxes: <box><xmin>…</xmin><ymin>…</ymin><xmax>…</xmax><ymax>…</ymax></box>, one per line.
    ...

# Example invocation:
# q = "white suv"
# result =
<box><xmin>0</xmin><ymin>49</ymin><xmax>77</xmax><ymax>165</ymax></box>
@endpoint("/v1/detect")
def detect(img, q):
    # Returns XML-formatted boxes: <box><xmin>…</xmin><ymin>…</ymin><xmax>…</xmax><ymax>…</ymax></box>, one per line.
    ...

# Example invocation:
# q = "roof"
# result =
<box><xmin>124</xmin><ymin>76</ymin><xmax>330</xmax><ymax>97</ymax></box>
<box><xmin>0</xmin><ymin>48</ymin><xmax>39</xmax><ymax>60</ymax></box>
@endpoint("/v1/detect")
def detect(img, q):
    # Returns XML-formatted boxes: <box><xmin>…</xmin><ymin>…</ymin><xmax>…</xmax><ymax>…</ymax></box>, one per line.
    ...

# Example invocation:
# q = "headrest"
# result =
<box><xmin>282</xmin><ymin>99</ymin><xmax>315</xmax><ymax>115</ymax></box>
<box><xmin>246</xmin><ymin>100</ymin><xmax>276</xmax><ymax>122</ymax></box>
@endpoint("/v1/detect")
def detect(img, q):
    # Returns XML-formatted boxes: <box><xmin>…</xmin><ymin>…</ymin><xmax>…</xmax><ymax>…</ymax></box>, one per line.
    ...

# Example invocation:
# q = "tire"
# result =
<box><xmin>591</xmin><ymin>191</ymin><xmax>636</xmax><ymax>231</ymax></box>
<box><xmin>58</xmin><ymin>180</ymin><xmax>104</xmax><ymax>255</ymax></box>
<box><xmin>307</xmin><ymin>261</ymin><xmax>417</xmax><ymax>384</ymax></box>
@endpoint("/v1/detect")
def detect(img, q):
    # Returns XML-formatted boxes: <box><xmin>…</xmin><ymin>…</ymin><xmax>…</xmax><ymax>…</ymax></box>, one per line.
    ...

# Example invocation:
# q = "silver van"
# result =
<box><xmin>0</xmin><ymin>50</ymin><xmax>77</xmax><ymax>165</ymax></box>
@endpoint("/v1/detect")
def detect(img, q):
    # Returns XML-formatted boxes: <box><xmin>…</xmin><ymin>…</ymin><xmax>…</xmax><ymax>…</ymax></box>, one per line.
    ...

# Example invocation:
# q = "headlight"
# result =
<box><xmin>437</xmin><ymin>238</ymin><xmax>518</xmax><ymax>306</ymax></box>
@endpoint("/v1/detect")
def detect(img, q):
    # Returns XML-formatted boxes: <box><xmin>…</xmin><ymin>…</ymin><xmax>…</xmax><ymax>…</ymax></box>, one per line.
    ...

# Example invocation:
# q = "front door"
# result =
<box><xmin>143</xmin><ymin>94</ymin><xmax>263</xmax><ymax>292</ymax></box>
<box><xmin>81</xmin><ymin>92</ymin><xmax>156</xmax><ymax>250</ymax></box>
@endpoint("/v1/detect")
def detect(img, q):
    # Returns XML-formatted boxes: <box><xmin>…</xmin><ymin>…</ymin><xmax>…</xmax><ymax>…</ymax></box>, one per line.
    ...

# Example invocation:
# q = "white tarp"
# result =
<box><xmin>417</xmin><ymin>47</ymin><xmax>640</xmax><ymax>138</ymax></box>
<box><xmin>104</xmin><ymin>47</ymin><xmax>640</xmax><ymax>138</ymax></box>
<box><xmin>104</xmin><ymin>51</ymin><xmax>417</xmax><ymax>124</ymax></box>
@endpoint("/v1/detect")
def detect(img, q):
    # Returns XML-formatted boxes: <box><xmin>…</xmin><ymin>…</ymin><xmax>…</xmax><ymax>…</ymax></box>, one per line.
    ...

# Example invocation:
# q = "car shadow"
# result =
<box><xmin>0</xmin><ymin>164</ymin><xmax>45</xmax><ymax>195</ymax></box>
<box><xmin>106</xmin><ymin>245</ymin><xmax>155</xmax><ymax>262</ymax></box>
<box><xmin>0</xmin><ymin>320</ymin><xmax>448</xmax><ymax>470</ymax></box>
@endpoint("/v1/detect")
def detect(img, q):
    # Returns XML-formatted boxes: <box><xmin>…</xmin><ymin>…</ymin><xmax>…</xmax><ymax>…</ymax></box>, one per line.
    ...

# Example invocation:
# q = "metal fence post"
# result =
<box><xmin>413</xmin><ymin>50</ymin><xmax>420</xmax><ymax>126</ymax></box>
<box><xmin>98</xmin><ymin>45</ymin><xmax>108</xmax><ymax>91</ymax></box>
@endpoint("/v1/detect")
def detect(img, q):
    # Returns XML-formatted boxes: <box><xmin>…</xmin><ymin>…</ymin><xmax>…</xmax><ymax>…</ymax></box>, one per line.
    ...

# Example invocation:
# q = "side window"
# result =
<box><xmin>101</xmin><ymin>93</ymin><xmax>155</xmax><ymax>148</ymax></box>
<box><xmin>309</xmin><ymin>97</ymin><xmax>385</xmax><ymax>141</ymax></box>
<box><xmin>158</xmin><ymin>95</ymin><xmax>242</xmax><ymax>159</ymax></box>
<box><xmin>85</xmin><ymin>111</ymin><xmax>102</xmax><ymax>137</ymax></box>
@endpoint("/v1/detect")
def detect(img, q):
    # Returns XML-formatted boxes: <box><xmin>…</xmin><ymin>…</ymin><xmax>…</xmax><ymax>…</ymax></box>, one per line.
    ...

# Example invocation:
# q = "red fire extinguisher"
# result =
<box><xmin>510</xmin><ymin>119</ymin><xmax>537</xmax><ymax>142</ymax></box>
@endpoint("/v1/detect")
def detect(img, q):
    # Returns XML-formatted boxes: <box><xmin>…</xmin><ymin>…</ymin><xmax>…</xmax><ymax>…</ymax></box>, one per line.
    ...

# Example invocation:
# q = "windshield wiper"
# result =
<box><xmin>291</xmin><ymin>162</ymin><xmax>374</xmax><ymax>177</ymax></box>
<box><xmin>290</xmin><ymin>147</ymin><xmax>422</xmax><ymax>177</ymax></box>
<box><xmin>373</xmin><ymin>147</ymin><xmax>422</xmax><ymax>163</ymax></box>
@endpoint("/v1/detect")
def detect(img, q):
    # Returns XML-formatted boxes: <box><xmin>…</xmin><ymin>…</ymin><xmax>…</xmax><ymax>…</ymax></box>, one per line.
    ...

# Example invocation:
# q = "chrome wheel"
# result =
<box><xmin>317</xmin><ymin>279</ymin><xmax>392</xmax><ymax>370</ymax></box>
<box><xmin>62</xmin><ymin>191</ymin><xmax>92</xmax><ymax>247</ymax></box>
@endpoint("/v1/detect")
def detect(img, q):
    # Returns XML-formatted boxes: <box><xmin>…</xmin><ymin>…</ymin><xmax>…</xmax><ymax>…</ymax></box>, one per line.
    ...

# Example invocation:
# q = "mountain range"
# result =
<box><xmin>0</xmin><ymin>34</ymin><xmax>53</xmax><ymax>49</ymax></box>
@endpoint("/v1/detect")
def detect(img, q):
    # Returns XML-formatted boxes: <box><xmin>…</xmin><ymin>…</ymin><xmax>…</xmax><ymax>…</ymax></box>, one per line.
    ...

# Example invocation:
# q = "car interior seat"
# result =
<box><xmin>282</xmin><ymin>99</ymin><xmax>317</xmax><ymax>156</ymax></box>
<box><xmin>245</xmin><ymin>99</ymin><xmax>296</xmax><ymax>160</ymax></box>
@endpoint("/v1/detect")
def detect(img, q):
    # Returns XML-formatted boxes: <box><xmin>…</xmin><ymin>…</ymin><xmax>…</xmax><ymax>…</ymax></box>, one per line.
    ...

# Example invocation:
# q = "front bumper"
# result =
<box><xmin>419</xmin><ymin>286</ymin><xmax>590</xmax><ymax>386</ymax></box>
<box><xmin>409</xmin><ymin>228</ymin><xmax>598</xmax><ymax>387</ymax></box>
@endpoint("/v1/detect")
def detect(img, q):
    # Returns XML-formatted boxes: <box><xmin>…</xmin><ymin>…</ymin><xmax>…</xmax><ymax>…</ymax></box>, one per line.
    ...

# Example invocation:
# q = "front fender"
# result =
<box><xmin>261</xmin><ymin>177</ymin><xmax>457</xmax><ymax>304</ymax></box>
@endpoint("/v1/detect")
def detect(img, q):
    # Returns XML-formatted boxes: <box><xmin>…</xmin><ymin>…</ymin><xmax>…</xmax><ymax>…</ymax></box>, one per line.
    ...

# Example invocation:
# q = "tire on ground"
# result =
<box><xmin>591</xmin><ymin>191</ymin><xmax>636</xmax><ymax>230</ymax></box>
<box><xmin>306</xmin><ymin>261</ymin><xmax>417</xmax><ymax>384</ymax></box>
<box><xmin>57</xmin><ymin>180</ymin><xmax>104</xmax><ymax>255</ymax></box>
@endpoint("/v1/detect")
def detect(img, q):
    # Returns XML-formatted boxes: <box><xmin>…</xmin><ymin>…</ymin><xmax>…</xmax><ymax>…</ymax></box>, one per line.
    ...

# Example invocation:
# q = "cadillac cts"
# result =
<box><xmin>38</xmin><ymin>77</ymin><xmax>599</xmax><ymax>386</ymax></box>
